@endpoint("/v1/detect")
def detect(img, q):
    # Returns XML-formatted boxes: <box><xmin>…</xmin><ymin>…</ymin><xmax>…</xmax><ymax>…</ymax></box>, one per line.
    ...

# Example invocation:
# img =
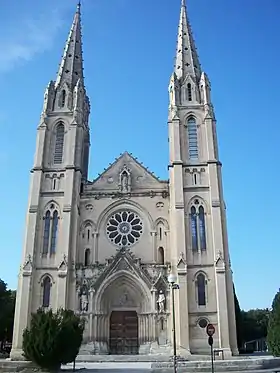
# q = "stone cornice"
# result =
<box><xmin>31</xmin><ymin>166</ymin><xmax>82</xmax><ymax>173</ymax></box>
<box><xmin>41</xmin><ymin>191</ymin><xmax>64</xmax><ymax>197</ymax></box>
<box><xmin>187</xmin><ymin>264</ymin><xmax>214</xmax><ymax>269</ymax></box>
<box><xmin>189</xmin><ymin>311</ymin><xmax>217</xmax><ymax>316</ymax></box>
<box><xmin>81</xmin><ymin>190</ymin><xmax>169</xmax><ymax>200</ymax></box>
<box><xmin>183</xmin><ymin>186</ymin><xmax>209</xmax><ymax>192</ymax></box>
<box><xmin>168</xmin><ymin>161</ymin><xmax>183</xmax><ymax>169</ymax></box>
<box><xmin>181</xmin><ymin>160</ymin><xmax>222</xmax><ymax>168</ymax></box>
<box><xmin>29</xmin><ymin>205</ymin><xmax>38</xmax><ymax>213</ymax></box>
<box><xmin>175</xmin><ymin>202</ymin><xmax>184</xmax><ymax>209</ymax></box>
<box><xmin>63</xmin><ymin>205</ymin><xmax>72</xmax><ymax>212</ymax></box>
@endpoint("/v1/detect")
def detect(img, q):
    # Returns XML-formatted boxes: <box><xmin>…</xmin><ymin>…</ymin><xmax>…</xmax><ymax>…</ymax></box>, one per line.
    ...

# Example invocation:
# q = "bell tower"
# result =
<box><xmin>11</xmin><ymin>3</ymin><xmax>90</xmax><ymax>359</ymax></box>
<box><xmin>168</xmin><ymin>0</ymin><xmax>238</xmax><ymax>355</ymax></box>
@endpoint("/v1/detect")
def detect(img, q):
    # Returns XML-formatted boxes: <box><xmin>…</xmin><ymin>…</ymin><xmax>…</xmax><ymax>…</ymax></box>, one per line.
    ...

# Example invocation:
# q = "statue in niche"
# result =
<box><xmin>121</xmin><ymin>172</ymin><xmax>129</xmax><ymax>192</ymax></box>
<box><xmin>80</xmin><ymin>289</ymin><xmax>89</xmax><ymax>312</ymax></box>
<box><xmin>119</xmin><ymin>292</ymin><xmax>129</xmax><ymax>306</ymax></box>
<box><xmin>157</xmin><ymin>290</ymin><xmax>165</xmax><ymax>313</ymax></box>
<box><xmin>119</xmin><ymin>165</ymin><xmax>131</xmax><ymax>193</ymax></box>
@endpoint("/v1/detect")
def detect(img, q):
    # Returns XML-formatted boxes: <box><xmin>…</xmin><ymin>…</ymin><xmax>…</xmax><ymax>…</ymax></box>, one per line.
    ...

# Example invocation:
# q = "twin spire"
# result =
<box><xmin>174</xmin><ymin>0</ymin><xmax>201</xmax><ymax>81</ymax></box>
<box><xmin>55</xmin><ymin>2</ymin><xmax>84</xmax><ymax>89</ymax></box>
<box><xmin>55</xmin><ymin>0</ymin><xmax>201</xmax><ymax>89</ymax></box>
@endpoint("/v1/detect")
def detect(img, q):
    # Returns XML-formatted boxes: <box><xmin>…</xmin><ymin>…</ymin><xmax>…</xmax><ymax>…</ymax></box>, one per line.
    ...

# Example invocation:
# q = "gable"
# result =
<box><xmin>88</xmin><ymin>152</ymin><xmax>168</xmax><ymax>192</ymax></box>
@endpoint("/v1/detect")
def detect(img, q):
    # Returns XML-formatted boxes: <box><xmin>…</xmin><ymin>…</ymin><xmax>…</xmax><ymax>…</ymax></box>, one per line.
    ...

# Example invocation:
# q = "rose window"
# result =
<box><xmin>106</xmin><ymin>211</ymin><xmax>143</xmax><ymax>247</ymax></box>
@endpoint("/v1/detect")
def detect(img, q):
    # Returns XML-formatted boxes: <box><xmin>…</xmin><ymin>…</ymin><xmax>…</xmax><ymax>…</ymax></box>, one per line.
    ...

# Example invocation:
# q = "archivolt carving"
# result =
<box><xmin>75</xmin><ymin>249</ymin><xmax>169</xmax><ymax>306</ymax></box>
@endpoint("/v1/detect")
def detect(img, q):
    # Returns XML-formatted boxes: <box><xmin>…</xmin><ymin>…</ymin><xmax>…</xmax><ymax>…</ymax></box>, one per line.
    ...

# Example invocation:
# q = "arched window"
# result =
<box><xmin>54</xmin><ymin>123</ymin><xmax>65</xmax><ymax>164</ymax></box>
<box><xmin>199</xmin><ymin>206</ymin><xmax>206</xmax><ymax>251</ymax></box>
<box><xmin>187</xmin><ymin>117</ymin><xmax>198</xmax><ymax>160</ymax></box>
<box><xmin>42</xmin><ymin>276</ymin><xmax>51</xmax><ymax>308</ymax></box>
<box><xmin>187</xmin><ymin>83</ymin><xmax>192</xmax><ymax>101</ymax></box>
<box><xmin>196</xmin><ymin>273</ymin><xmax>206</xmax><ymax>306</ymax></box>
<box><xmin>43</xmin><ymin>211</ymin><xmax>51</xmax><ymax>255</ymax></box>
<box><xmin>190</xmin><ymin>206</ymin><xmax>198</xmax><ymax>251</ymax></box>
<box><xmin>84</xmin><ymin>249</ymin><xmax>90</xmax><ymax>266</ymax></box>
<box><xmin>158</xmin><ymin>247</ymin><xmax>165</xmax><ymax>265</ymax></box>
<box><xmin>60</xmin><ymin>90</ymin><xmax>66</xmax><ymax>107</ymax></box>
<box><xmin>50</xmin><ymin>210</ymin><xmax>58</xmax><ymax>255</ymax></box>
<box><xmin>190</xmin><ymin>199</ymin><xmax>207</xmax><ymax>252</ymax></box>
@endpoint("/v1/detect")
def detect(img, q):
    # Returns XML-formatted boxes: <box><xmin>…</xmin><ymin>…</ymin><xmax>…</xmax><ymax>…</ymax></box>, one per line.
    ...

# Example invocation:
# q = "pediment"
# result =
<box><xmin>89</xmin><ymin>152</ymin><xmax>166</xmax><ymax>192</ymax></box>
<box><xmin>93</xmin><ymin>249</ymin><xmax>152</xmax><ymax>291</ymax></box>
<box><xmin>215</xmin><ymin>250</ymin><xmax>225</xmax><ymax>269</ymax></box>
<box><xmin>181</xmin><ymin>73</ymin><xmax>196</xmax><ymax>87</ymax></box>
<box><xmin>22</xmin><ymin>254</ymin><xmax>33</xmax><ymax>276</ymax></box>
<box><xmin>58</xmin><ymin>255</ymin><xmax>68</xmax><ymax>277</ymax></box>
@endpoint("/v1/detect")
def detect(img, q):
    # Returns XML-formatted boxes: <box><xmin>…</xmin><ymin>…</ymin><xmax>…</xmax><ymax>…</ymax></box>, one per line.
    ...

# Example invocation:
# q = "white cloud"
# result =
<box><xmin>0</xmin><ymin>7</ymin><xmax>67</xmax><ymax>73</ymax></box>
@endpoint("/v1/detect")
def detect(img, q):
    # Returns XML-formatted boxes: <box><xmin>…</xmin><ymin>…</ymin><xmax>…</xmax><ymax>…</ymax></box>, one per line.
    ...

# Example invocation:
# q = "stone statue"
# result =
<box><xmin>119</xmin><ymin>292</ymin><xmax>129</xmax><ymax>306</ymax></box>
<box><xmin>121</xmin><ymin>172</ymin><xmax>129</xmax><ymax>192</ymax></box>
<box><xmin>157</xmin><ymin>290</ymin><xmax>165</xmax><ymax>313</ymax></box>
<box><xmin>80</xmin><ymin>290</ymin><xmax>89</xmax><ymax>312</ymax></box>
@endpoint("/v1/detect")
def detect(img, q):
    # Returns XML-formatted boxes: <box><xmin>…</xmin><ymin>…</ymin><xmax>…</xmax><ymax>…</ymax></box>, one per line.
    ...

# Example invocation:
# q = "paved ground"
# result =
<box><xmin>62</xmin><ymin>362</ymin><xmax>152</xmax><ymax>372</ymax></box>
<box><xmin>61</xmin><ymin>362</ymin><xmax>280</xmax><ymax>373</ymax></box>
<box><xmin>63</xmin><ymin>362</ymin><xmax>152</xmax><ymax>369</ymax></box>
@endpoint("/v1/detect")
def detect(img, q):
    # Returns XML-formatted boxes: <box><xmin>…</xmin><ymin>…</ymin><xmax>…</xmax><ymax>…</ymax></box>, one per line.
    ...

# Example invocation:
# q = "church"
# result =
<box><xmin>11</xmin><ymin>0</ymin><xmax>238</xmax><ymax>359</ymax></box>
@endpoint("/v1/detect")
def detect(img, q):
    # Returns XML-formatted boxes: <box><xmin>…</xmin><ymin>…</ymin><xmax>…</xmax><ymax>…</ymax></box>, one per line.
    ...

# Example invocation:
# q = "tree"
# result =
<box><xmin>234</xmin><ymin>285</ymin><xmax>243</xmax><ymax>350</ymax></box>
<box><xmin>267</xmin><ymin>289</ymin><xmax>280</xmax><ymax>356</ymax></box>
<box><xmin>241</xmin><ymin>308</ymin><xmax>270</xmax><ymax>343</ymax></box>
<box><xmin>23</xmin><ymin>308</ymin><xmax>84</xmax><ymax>371</ymax></box>
<box><xmin>0</xmin><ymin>279</ymin><xmax>16</xmax><ymax>347</ymax></box>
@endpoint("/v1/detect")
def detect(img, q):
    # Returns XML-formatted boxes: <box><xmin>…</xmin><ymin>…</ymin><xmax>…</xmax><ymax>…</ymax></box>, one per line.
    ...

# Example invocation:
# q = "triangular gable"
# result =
<box><xmin>88</xmin><ymin>152</ymin><xmax>168</xmax><ymax>192</ymax></box>
<box><xmin>93</xmin><ymin>248</ymin><xmax>152</xmax><ymax>291</ymax></box>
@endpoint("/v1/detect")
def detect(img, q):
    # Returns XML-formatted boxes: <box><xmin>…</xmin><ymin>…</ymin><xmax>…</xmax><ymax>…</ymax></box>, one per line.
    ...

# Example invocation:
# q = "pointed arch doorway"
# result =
<box><xmin>109</xmin><ymin>310</ymin><xmax>139</xmax><ymax>355</ymax></box>
<box><xmin>94</xmin><ymin>269</ymin><xmax>152</xmax><ymax>355</ymax></box>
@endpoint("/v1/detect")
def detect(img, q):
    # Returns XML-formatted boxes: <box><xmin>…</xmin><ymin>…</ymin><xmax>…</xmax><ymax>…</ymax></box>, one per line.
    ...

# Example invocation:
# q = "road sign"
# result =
<box><xmin>206</xmin><ymin>323</ymin><xmax>215</xmax><ymax>337</ymax></box>
<box><xmin>208</xmin><ymin>336</ymin><xmax>213</xmax><ymax>346</ymax></box>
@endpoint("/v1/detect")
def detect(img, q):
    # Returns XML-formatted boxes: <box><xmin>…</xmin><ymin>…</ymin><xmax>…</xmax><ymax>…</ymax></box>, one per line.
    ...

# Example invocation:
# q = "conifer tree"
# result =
<box><xmin>23</xmin><ymin>308</ymin><xmax>84</xmax><ymax>371</ymax></box>
<box><xmin>267</xmin><ymin>289</ymin><xmax>280</xmax><ymax>356</ymax></box>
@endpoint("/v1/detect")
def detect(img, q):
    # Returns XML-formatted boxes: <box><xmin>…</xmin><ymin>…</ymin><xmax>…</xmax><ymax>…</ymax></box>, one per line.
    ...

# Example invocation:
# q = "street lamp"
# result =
<box><xmin>168</xmin><ymin>273</ymin><xmax>179</xmax><ymax>373</ymax></box>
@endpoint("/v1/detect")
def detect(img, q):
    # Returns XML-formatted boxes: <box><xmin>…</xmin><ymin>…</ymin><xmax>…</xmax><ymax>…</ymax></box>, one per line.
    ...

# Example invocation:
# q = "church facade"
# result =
<box><xmin>11</xmin><ymin>0</ymin><xmax>238</xmax><ymax>359</ymax></box>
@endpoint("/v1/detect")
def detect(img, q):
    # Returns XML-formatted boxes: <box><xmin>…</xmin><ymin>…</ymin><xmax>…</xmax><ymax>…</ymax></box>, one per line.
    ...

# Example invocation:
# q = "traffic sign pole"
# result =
<box><xmin>206</xmin><ymin>324</ymin><xmax>215</xmax><ymax>373</ymax></box>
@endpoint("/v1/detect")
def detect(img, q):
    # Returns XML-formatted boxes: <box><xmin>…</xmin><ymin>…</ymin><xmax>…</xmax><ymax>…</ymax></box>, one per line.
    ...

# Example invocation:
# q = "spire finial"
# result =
<box><xmin>174</xmin><ymin>0</ymin><xmax>201</xmax><ymax>80</ymax></box>
<box><xmin>55</xmin><ymin>3</ymin><xmax>84</xmax><ymax>89</ymax></box>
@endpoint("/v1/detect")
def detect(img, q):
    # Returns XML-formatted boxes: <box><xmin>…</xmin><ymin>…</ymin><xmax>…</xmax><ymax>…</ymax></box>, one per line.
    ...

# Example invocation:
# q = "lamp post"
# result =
<box><xmin>168</xmin><ymin>273</ymin><xmax>179</xmax><ymax>373</ymax></box>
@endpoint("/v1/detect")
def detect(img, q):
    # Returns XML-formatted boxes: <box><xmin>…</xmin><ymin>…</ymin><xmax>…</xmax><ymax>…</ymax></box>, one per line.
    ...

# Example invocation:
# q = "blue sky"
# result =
<box><xmin>0</xmin><ymin>0</ymin><xmax>279</xmax><ymax>311</ymax></box>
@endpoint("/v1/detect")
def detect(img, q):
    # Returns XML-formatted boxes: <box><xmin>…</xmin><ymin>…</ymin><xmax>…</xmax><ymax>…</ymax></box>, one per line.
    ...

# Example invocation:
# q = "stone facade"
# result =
<box><xmin>10</xmin><ymin>0</ymin><xmax>238</xmax><ymax>360</ymax></box>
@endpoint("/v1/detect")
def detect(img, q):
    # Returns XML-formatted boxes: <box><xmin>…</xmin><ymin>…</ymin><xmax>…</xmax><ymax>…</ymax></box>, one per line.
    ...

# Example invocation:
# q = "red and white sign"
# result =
<box><xmin>206</xmin><ymin>323</ymin><xmax>215</xmax><ymax>337</ymax></box>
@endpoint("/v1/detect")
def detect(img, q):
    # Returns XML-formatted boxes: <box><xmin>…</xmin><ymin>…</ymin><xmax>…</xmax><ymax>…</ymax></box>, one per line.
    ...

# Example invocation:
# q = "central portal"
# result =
<box><xmin>109</xmin><ymin>311</ymin><xmax>139</xmax><ymax>355</ymax></box>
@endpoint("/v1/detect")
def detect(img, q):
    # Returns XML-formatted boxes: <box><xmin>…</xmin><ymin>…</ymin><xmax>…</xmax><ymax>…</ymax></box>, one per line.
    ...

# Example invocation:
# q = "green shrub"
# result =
<box><xmin>267</xmin><ymin>290</ymin><xmax>280</xmax><ymax>356</ymax></box>
<box><xmin>22</xmin><ymin>308</ymin><xmax>84</xmax><ymax>371</ymax></box>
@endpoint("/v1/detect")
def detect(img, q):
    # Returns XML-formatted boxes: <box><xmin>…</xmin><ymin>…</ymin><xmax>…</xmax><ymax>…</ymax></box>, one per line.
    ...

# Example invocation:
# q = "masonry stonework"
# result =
<box><xmin>11</xmin><ymin>0</ymin><xmax>238</xmax><ymax>359</ymax></box>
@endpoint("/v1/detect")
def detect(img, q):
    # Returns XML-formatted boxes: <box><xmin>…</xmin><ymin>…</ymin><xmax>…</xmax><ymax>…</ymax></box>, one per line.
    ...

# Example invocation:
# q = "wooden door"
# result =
<box><xmin>109</xmin><ymin>311</ymin><xmax>139</xmax><ymax>355</ymax></box>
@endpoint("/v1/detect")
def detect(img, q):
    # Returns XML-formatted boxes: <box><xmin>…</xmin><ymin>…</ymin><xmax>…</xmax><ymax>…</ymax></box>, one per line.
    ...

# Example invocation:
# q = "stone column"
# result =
<box><xmin>151</xmin><ymin>232</ymin><xmax>157</xmax><ymax>262</ymax></box>
<box><xmin>10</xmin><ymin>267</ymin><xmax>33</xmax><ymax>360</ymax></box>
<box><xmin>177</xmin><ymin>271</ymin><xmax>190</xmax><ymax>354</ymax></box>
<box><xmin>89</xmin><ymin>291</ymin><xmax>94</xmax><ymax>341</ymax></box>
<box><xmin>215</xmin><ymin>267</ymin><xmax>231</xmax><ymax>354</ymax></box>
<box><xmin>93</xmin><ymin>232</ymin><xmax>99</xmax><ymax>262</ymax></box>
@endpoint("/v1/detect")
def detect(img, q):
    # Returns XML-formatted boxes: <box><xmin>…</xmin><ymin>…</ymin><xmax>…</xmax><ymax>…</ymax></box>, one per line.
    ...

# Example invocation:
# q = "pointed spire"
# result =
<box><xmin>174</xmin><ymin>0</ymin><xmax>201</xmax><ymax>81</ymax></box>
<box><xmin>55</xmin><ymin>2</ymin><xmax>84</xmax><ymax>89</ymax></box>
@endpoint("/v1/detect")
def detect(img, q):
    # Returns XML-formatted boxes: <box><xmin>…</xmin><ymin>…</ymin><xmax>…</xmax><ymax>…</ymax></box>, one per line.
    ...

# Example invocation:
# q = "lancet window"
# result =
<box><xmin>42</xmin><ymin>276</ymin><xmax>51</xmax><ymax>308</ymax></box>
<box><xmin>54</xmin><ymin>123</ymin><xmax>65</xmax><ymax>164</ymax></box>
<box><xmin>187</xmin><ymin>117</ymin><xmax>198</xmax><ymax>160</ymax></box>
<box><xmin>190</xmin><ymin>199</ymin><xmax>207</xmax><ymax>252</ymax></box>
<box><xmin>196</xmin><ymin>273</ymin><xmax>207</xmax><ymax>306</ymax></box>
<box><xmin>42</xmin><ymin>205</ymin><xmax>59</xmax><ymax>255</ymax></box>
